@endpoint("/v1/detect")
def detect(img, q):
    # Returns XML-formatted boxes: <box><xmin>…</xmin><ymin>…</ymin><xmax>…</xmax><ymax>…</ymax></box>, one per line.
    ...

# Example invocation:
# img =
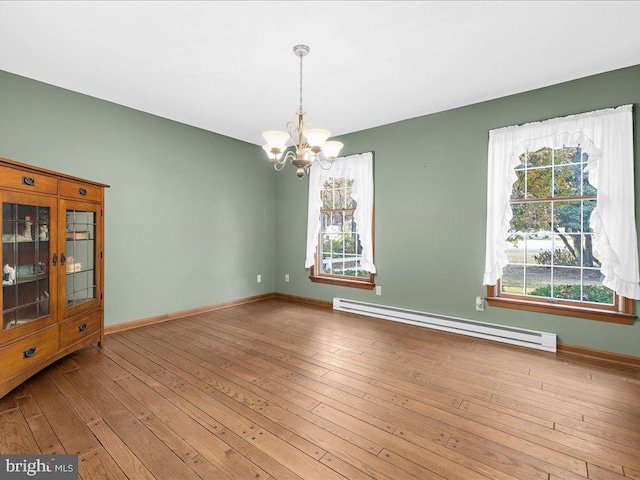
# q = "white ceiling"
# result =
<box><xmin>1</xmin><ymin>1</ymin><xmax>640</xmax><ymax>146</ymax></box>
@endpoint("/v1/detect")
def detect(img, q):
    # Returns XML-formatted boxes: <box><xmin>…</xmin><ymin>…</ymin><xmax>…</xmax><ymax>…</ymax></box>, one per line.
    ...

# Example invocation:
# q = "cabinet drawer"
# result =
<box><xmin>59</xmin><ymin>179</ymin><xmax>102</xmax><ymax>202</ymax></box>
<box><xmin>59</xmin><ymin>311</ymin><xmax>101</xmax><ymax>349</ymax></box>
<box><xmin>0</xmin><ymin>165</ymin><xmax>58</xmax><ymax>195</ymax></box>
<box><xmin>0</xmin><ymin>327</ymin><xmax>59</xmax><ymax>380</ymax></box>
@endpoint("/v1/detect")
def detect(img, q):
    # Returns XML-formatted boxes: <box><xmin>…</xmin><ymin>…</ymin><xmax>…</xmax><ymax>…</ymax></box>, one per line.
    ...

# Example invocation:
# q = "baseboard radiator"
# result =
<box><xmin>333</xmin><ymin>298</ymin><xmax>557</xmax><ymax>353</ymax></box>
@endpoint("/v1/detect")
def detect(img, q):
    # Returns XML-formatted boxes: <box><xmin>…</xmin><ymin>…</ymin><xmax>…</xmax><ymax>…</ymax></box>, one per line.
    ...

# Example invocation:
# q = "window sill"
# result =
<box><xmin>486</xmin><ymin>296</ymin><xmax>636</xmax><ymax>325</ymax></box>
<box><xmin>309</xmin><ymin>275</ymin><xmax>375</xmax><ymax>290</ymax></box>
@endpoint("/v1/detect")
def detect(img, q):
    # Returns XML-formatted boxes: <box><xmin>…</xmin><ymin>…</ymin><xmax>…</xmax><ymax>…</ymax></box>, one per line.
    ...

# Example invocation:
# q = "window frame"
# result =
<box><xmin>486</xmin><ymin>284</ymin><xmax>634</xmax><ymax>324</ymax></box>
<box><xmin>310</xmin><ymin>178</ymin><xmax>375</xmax><ymax>290</ymax></box>
<box><xmin>486</xmin><ymin>146</ymin><xmax>635</xmax><ymax>324</ymax></box>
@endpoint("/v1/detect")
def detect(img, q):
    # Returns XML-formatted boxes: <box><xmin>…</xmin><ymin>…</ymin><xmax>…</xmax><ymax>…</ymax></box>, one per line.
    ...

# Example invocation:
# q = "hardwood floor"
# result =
<box><xmin>1</xmin><ymin>298</ymin><xmax>639</xmax><ymax>479</ymax></box>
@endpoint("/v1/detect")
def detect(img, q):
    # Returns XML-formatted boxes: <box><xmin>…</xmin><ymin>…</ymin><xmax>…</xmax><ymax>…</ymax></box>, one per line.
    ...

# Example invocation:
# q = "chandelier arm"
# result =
<box><xmin>316</xmin><ymin>157</ymin><xmax>335</xmax><ymax>171</ymax></box>
<box><xmin>286</xmin><ymin>118</ymin><xmax>309</xmax><ymax>155</ymax></box>
<box><xmin>284</xmin><ymin>150</ymin><xmax>297</xmax><ymax>165</ymax></box>
<box><xmin>272</xmin><ymin>150</ymin><xmax>293</xmax><ymax>172</ymax></box>
<box><xmin>285</xmin><ymin>121</ymin><xmax>299</xmax><ymax>147</ymax></box>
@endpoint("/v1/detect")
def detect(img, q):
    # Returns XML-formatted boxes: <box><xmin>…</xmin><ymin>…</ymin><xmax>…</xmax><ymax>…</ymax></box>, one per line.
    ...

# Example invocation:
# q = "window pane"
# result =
<box><xmin>322</xmin><ymin>233</ymin><xmax>338</xmax><ymax>253</ymax></box>
<box><xmin>583</xmin><ymin>200</ymin><xmax>597</xmax><ymax>232</ymax></box>
<box><xmin>526</xmin><ymin>266</ymin><xmax>551</xmax><ymax>296</ymax></box>
<box><xmin>343</xmin><ymin>233</ymin><xmax>356</xmax><ymax>254</ymax></box>
<box><xmin>326</xmin><ymin>234</ymin><xmax>341</xmax><ymax>254</ymax></box>
<box><xmin>511</xmin><ymin>170</ymin><xmax>525</xmax><ymax>200</ymax></box>
<box><xmin>321</xmin><ymin>213</ymin><xmax>331</xmax><ymax>233</ymax></box>
<box><xmin>322</xmin><ymin>234</ymin><xmax>332</xmax><ymax>253</ymax></box>
<box><xmin>554</xmin><ymin>165</ymin><xmax>581</xmax><ymax>197</ymax></box>
<box><xmin>554</xmin><ymin>146</ymin><xmax>578</xmax><ymax>165</ymax></box>
<box><xmin>582</xmin><ymin>234</ymin><xmax>599</xmax><ymax>268</ymax></box>
<box><xmin>502</xmin><ymin>265</ymin><xmax>524</xmax><ymax>295</ymax></box>
<box><xmin>343</xmin><ymin>212</ymin><xmax>355</xmax><ymax>233</ymax></box>
<box><xmin>553</xmin><ymin>234</ymin><xmax>581</xmax><ymax>266</ymax></box>
<box><xmin>553</xmin><ymin>268</ymin><xmax>582</xmax><ymax>300</ymax></box>
<box><xmin>346</xmin><ymin>179</ymin><xmax>356</xmax><ymax>208</ymax></box>
<box><xmin>505</xmin><ymin>235</ymin><xmax>524</xmax><ymax>264</ymax></box>
<box><xmin>321</xmin><ymin>189</ymin><xmax>331</xmax><ymax>209</ymax></box>
<box><xmin>356</xmin><ymin>269</ymin><xmax>371</xmax><ymax>279</ymax></box>
<box><xmin>526</xmin><ymin>234</ymin><xmax>552</xmax><ymax>266</ymax></box>
<box><xmin>553</xmin><ymin>200</ymin><xmax>582</xmax><ymax>233</ymax></box>
<box><xmin>526</xmin><ymin>167</ymin><xmax>552</xmax><ymax>199</ymax></box>
<box><xmin>331</xmin><ymin>212</ymin><xmax>344</xmax><ymax>231</ymax></box>
<box><xmin>580</xmin><ymin>151</ymin><xmax>597</xmax><ymax>195</ymax></box>
<box><xmin>583</xmin><ymin>167</ymin><xmax>597</xmax><ymax>196</ymax></box>
<box><xmin>334</xmin><ymin>188</ymin><xmax>346</xmax><ymax>209</ymax></box>
<box><xmin>321</xmin><ymin>253</ymin><xmax>332</xmax><ymax>274</ymax></box>
<box><xmin>511</xmin><ymin>202</ymin><xmax>551</xmax><ymax>233</ymax></box>
<box><xmin>526</xmin><ymin>148</ymin><xmax>552</xmax><ymax>168</ymax></box>
<box><xmin>583</xmin><ymin>270</ymin><xmax>614</xmax><ymax>305</ymax></box>
<box><xmin>332</xmin><ymin>259</ymin><xmax>345</xmax><ymax>275</ymax></box>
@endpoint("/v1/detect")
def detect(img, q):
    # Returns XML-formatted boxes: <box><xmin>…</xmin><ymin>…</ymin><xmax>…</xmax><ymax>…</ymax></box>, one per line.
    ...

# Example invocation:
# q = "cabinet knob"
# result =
<box><xmin>53</xmin><ymin>253</ymin><xmax>58</xmax><ymax>267</ymax></box>
<box><xmin>79</xmin><ymin>188</ymin><xmax>87</xmax><ymax>196</ymax></box>
<box><xmin>78</xmin><ymin>323</ymin><xmax>88</xmax><ymax>332</ymax></box>
<box><xmin>23</xmin><ymin>346</ymin><xmax>37</xmax><ymax>359</ymax></box>
<box><xmin>60</xmin><ymin>253</ymin><xmax>66</xmax><ymax>265</ymax></box>
<box><xmin>22</xmin><ymin>176</ymin><xmax>35</xmax><ymax>186</ymax></box>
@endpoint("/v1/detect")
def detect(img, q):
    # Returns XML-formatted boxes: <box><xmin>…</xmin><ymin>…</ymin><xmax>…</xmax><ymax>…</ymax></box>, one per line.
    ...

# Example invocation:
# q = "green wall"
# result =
<box><xmin>275</xmin><ymin>64</ymin><xmax>640</xmax><ymax>357</ymax></box>
<box><xmin>0</xmin><ymin>70</ymin><xmax>275</xmax><ymax>327</ymax></box>
<box><xmin>1</xmin><ymin>64</ymin><xmax>639</xmax><ymax>357</ymax></box>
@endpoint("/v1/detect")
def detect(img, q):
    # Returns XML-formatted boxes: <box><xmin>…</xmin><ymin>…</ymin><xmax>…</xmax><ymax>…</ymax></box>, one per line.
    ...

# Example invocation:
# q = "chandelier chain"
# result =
<box><xmin>299</xmin><ymin>52</ymin><xmax>304</xmax><ymax>112</ymax></box>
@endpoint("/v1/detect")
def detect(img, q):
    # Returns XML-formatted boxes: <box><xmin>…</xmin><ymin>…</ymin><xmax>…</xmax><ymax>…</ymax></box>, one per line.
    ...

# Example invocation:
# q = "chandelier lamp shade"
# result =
<box><xmin>262</xmin><ymin>45</ymin><xmax>343</xmax><ymax>178</ymax></box>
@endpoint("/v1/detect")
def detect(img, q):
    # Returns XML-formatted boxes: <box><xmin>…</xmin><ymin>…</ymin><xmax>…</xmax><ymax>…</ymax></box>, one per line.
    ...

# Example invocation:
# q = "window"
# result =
<box><xmin>484</xmin><ymin>106</ymin><xmax>638</xmax><ymax>323</ymax></box>
<box><xmin>501</xmin><ymin>146</ymin><xmax>616</xmax><ymax>307</ymax></box>
<box><xmin>314</xmin><ymin>177</ymin><xmax>373</xmax><ymax>286</ymax></box>
<box><xmin>306</xmin><ymin>152</ymin><xmax>375</xmax><ymax>289</ymax></box>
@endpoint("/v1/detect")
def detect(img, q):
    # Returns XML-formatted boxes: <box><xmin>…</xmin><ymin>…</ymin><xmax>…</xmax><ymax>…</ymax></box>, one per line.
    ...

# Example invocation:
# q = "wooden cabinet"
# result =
<box><xmin>0</xmin><ymin>157</ymin><xmax>108</xmax><ymax>398</ymax></box>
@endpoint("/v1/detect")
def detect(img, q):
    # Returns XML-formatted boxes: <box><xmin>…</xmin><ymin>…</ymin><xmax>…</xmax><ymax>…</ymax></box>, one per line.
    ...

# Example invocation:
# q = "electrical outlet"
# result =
<box><xmin>257</xmin><ymin>274</ymin><xmax>262</xmax><ymax>283</ymax></box>
<box><xmin>375</xmin><ymin>285</ymin><xmax>382</xmax><ymax>296</ymax></box>
<box><xmin>285</xmin><ymin>274</ymin><xmax>290</xmax><ymax>282</ymax></box>
<box><xmin>475</xmin><ymin>296</ymin><xmax>484</xmax><ymax>311</ymax></box>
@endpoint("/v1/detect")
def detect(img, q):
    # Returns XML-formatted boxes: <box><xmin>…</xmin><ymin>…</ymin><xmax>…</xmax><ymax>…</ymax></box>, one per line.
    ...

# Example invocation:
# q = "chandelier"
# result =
<box><xmin>262</xmin><ymin>45</ymin><xmax>343</xmax><ymax>179</ymax></box>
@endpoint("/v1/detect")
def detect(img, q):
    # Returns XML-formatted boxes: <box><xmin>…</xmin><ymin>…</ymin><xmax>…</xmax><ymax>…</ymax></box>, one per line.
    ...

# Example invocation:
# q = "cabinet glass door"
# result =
<box><xmin>1</xmin><ymin>193</ymin><xmax>57</xmax><ymax>341</ymax></box>
<box><xmin>60</xmin><ymin>200</ymin><xmax>101</xmax><ymax>319</ymax></box>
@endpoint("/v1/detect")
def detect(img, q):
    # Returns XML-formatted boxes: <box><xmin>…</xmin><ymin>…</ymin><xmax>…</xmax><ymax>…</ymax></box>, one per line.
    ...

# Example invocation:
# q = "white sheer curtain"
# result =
<box><xmin>483</xmin><ymin>105</ymin><xmax>640</xmax><ymax>300</ymax></box>
<box><xmin>305</xmin><ymin>152</ymin><xmax>376</xmax><ymax>273</ymax></box>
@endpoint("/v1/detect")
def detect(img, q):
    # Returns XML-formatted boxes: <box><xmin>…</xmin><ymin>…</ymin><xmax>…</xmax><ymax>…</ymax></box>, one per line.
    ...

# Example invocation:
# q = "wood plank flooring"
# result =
<box><xmin>1</xmin><ymin>298</ymin><xmax>639</xmax><ymax>479</ymax></box>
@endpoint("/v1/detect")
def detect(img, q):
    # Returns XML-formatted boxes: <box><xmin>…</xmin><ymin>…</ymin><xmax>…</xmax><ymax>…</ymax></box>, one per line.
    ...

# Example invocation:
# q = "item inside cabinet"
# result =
<box><xmin>67</xmin><ymin>231</ymin><xmax>89</xmax><ymax>240</ymax></box>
